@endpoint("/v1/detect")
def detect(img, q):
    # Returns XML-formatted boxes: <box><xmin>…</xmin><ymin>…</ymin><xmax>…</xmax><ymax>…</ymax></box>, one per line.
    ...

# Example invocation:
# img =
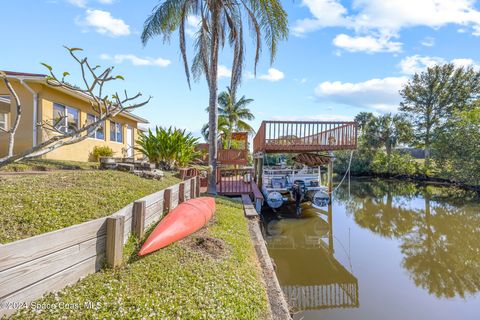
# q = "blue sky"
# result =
<box><xmin>2</xmin><ymin>0</ymin><xmax>480</xmax><ymax>138</ymax></box>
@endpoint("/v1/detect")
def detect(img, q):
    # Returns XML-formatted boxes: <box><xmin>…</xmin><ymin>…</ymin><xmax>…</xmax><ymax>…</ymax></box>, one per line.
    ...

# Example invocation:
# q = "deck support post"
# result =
<box><xmin>257</xmin><ymin>158</ymin><xmax>264</xmax><ymax>189</ymax></box>
<box><xmin>328</xmin><ymin>159</ymin><xmax>333</xmax><ymax>205</ymax></box>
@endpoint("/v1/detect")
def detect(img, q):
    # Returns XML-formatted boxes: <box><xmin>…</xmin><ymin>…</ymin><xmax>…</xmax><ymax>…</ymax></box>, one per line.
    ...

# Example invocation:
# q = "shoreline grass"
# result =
<box><xmin>0</xmin><ymin>170</ymin><xmax>180</xmax><ymax>243</ymax></box>
<box><xmin>10</xmin><ymin>197</ymin><xmax>269</xmax><ymax>319</ymax></box>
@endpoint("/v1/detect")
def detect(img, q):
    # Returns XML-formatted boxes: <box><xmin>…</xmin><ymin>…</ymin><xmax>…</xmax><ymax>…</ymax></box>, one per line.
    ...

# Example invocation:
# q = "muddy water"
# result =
<box><xmin>262</xmin><ymin>178</ymin><xmax>480</xmax><ymax>320</ymax></box>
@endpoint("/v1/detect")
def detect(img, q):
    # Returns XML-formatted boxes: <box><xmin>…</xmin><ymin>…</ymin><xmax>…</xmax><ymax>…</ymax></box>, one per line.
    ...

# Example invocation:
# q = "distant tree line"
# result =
<box><xmin>336</xmin><ymin>63</ymin><xmax>480</xmax><ymax>187</ymax></box>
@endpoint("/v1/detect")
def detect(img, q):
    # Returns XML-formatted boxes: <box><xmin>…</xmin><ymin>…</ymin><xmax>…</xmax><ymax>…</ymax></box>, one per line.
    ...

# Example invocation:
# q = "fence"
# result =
<box><xmin>0</xmin><ymin>176</ymin><xmax>200</xmax><ymax>317</ymax></box>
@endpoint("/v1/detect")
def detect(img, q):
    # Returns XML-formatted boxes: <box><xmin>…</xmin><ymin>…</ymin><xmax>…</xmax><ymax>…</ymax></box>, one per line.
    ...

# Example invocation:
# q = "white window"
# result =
<box><xmin>0</xmin><ymin>113</ymin><xmax>7</xmax><ymax>131</ymax></box>
<box><xmin>86</xmin><ymin>114</ymin><xmax>105</xmax><ymax>140</ymax></box>
<box><xmin>53</xmin><ymin>103</ymin><xmax>79</xmax><ymax>134</ymax></box>
<box><xmin>110</xmin><ymin>121</ymin><xmax>123</xmax><ymax>143</ymax></box>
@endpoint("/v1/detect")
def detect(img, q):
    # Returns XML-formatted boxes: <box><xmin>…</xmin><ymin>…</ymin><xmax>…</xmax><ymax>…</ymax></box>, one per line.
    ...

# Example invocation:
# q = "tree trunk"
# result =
<box><xmin>207</xmin><ymin>7</ymin><xmax>220</xmax><ymax>195</ymax></box>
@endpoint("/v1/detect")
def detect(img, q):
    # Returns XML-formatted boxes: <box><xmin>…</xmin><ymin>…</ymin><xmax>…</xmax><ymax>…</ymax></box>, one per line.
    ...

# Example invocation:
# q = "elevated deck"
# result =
<box><xmin>253</xmin><ymin>121</ymin><xmax>357</xmax><ymax>154</ymax></box>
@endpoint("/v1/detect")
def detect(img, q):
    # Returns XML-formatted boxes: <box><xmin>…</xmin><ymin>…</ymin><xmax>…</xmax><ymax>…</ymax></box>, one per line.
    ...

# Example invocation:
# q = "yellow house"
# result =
<box><xmin>0</xmin><ymin>71</ymin><xmax>148</xmax><ymax>162</ymax></box>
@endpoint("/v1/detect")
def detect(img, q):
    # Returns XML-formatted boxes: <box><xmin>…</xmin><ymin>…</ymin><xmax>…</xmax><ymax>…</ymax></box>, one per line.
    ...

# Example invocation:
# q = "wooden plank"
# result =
<box><xmin>139</xmin><ymin>189</ymin><xmax>165</xmax><ymax>207</ymax></box>
<box><xmin>0</xmin><ymin>217</ymin><xmax>107</xmax><ymax>272</ymax></box>
<box><xmin>144</xmin><ymin>212</ymin><xmax>161</xmax><ymax>229</ymax></box>
<box><xmin>132</xmin><ymin>201</ymin><xmax>146</xmax><ymax>239</ymax></box>
<box><xmin>106</xmin><ymin>216</ymin><xmax>124</xmax><ymax>268</ymax></box>
<box><xmin>0</xmin><ymin>235</ymin><xmax>106</xmax><ymax>299</ymax></box>
<box><xmin>145</xmin><ymin>198</ymin><xmax>164</xmax><ymax>220</ymax></box>
<box><xmin>170</xmin><ymin>184</ymin><xmax>180</xmax><ymax>209</ymax></box>
<box><xmin>0</xmin><ymin>254</ymin><xmax>104</xmax><ymax>317</ymax></box>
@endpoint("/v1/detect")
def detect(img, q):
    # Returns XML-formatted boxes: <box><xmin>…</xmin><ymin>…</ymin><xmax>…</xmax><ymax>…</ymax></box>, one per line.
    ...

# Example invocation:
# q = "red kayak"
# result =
<box><xmin>138</xmin><ymin>197</ymin><xmax>216</xmax><ymax>256</ymax></box>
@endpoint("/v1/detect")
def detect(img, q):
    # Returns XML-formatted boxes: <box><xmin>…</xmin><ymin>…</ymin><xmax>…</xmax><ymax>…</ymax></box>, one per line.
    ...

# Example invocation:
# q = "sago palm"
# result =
<box><xmin>142</xmin><ymin>0</ymin><xmax>288</xmax><ymax>194</ymax></box>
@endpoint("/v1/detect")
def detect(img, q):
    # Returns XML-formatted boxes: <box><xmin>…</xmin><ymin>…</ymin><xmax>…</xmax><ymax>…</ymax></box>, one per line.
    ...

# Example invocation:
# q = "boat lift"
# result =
<box><xmin>252</xmin><ymin>121</ymin><xmax>358</xmax><ymax>214</ymax></box>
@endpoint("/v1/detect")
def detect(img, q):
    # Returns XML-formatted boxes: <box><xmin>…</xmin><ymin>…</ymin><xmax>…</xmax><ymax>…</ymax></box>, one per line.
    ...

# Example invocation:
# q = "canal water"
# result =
<box><xmin>262</xmin><ymin>178</ymin><xmax>480</xmax><ymax>320</ymax></box>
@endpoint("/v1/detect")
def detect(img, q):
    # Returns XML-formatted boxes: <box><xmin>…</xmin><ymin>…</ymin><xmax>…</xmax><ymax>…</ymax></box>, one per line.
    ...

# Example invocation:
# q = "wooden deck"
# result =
<box><xmin>216</xmin><ymin>168</ymin><xmax>264</xmax><ymax>211</ymax></box>
<box><xmin>253</xmin><ymin>121</ymin><xmax>357</xmax><ymax>153</ymax></box>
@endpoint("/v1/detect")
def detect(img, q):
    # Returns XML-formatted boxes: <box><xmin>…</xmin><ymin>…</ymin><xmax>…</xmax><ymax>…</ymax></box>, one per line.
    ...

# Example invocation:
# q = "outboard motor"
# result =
<box><xmin>291</xmin><ymin>180</ymin><xmax>306</xmax><ymax>217</ymax></box>
<box><xmin>312</xmin><ymin>190</ymin><xmax>329</xmax><ymax>208</ymax></box>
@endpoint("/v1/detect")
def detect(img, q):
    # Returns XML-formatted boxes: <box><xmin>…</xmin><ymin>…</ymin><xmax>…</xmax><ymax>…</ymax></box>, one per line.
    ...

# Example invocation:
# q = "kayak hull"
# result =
<box><xmin>138</xmin><ymin>197</ymin><xmax>215</xmax><ymax>256</ymax></box>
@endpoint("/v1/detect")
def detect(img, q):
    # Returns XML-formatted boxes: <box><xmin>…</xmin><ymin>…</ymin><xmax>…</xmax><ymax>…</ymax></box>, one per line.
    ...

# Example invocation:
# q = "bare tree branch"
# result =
<box><xmin>0</xmin><ymin>46</ymin><xmax>151</xmax><ymax>167</ymax></box>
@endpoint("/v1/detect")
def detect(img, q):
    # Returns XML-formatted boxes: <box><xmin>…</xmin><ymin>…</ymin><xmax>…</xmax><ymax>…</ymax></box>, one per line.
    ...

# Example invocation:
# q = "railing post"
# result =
<box><xmin>106</xmin><ymin>215</ymin><xmax>124</xmax><ymax>268</ymax></box>
<box><xmin>132</xmin><ymin>200</ymin><xmax>146</xmax><ymax>239</ymax></box>
<box><xmin>190</xmin><ymin>178</ymin><xmax>195</xmax><ymax>199</ymax></box>
<box><xmin>179</xmin><ymin>182</ymin><xmax>185</xmax><ymax>203</ymax></box>
<box><xmin>195</xmin><ymin>175</ymin><xmax>200</xmax><ymax>197</ymax></box>
<box><xmin>164</xmin><ymin>188</ymin><xmax>172</xmax><ymax>213</ymax></box>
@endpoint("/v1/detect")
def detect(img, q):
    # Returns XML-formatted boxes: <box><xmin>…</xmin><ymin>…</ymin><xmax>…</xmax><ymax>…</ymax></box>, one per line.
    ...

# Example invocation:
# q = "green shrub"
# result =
<box><xmin>372</xmin><ymin>151</ymin><xmax>417</xmax><ymax>176</ymax></box>
<box><xmin>89</xmin><ymin>145</ymin><xmax>114</xmax><ymax>162</ymax></box>
<box><xmin>136</xmin><ymin>126</ymin><xmax>202</xmax><ymax>170</ymax></box>
<box><xmin>335</xmin><ymin>148</ymin><xmax>377</xmax><ymax>176</ymax></box>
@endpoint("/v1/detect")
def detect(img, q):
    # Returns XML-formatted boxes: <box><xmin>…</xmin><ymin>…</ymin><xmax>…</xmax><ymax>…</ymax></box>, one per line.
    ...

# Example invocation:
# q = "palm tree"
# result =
<box><xmin>219</xmin><ymin>86</ymin><xmax>255</xmax><ymax>133</ymax></box>
<box><xmin>142</xmin><ymin>0</ymin><xmax>288</xmax><ymax>194</ymax></box>
<box><xmin>364</xmin><ymin>113</ymin><xmax>412</xmax><ymax>157</ymax></box>
<box><xmin>202</xmin><ymin>86</ymin><xmax>255</xmax><ymax>146</ymax></box>
<box><xmin>201</xmin><ymin>116</ymin><xmax>230</xmax><ymax>142</ymax></box>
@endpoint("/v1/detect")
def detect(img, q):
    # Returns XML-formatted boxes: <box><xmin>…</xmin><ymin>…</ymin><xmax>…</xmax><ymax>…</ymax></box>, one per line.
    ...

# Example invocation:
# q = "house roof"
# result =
<box><xmin>2</xmin><ymin>70</ymin><xmax>149</xmax><ymax>124</ymax></box>
<box><xmin>2</xmin><ymin>71</ymin><xmax>47</xmax><ymax>78</ymax></box>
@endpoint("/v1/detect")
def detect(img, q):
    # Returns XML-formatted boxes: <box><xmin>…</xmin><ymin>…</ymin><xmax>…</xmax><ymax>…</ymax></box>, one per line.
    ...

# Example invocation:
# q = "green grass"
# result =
<box><xmin>0</xmin><ymin>159</ymin><xmax>99</xmax><ymax>172</ymax></box>
<box><xmin>10</xmin><ymin>197</ymin><xmax>269</xmax><ymax>320</ymax></box>
<box><xmin>0</xmin><ymin>170</ymin><xmax>180</xmax><ymax>243</ymax></box>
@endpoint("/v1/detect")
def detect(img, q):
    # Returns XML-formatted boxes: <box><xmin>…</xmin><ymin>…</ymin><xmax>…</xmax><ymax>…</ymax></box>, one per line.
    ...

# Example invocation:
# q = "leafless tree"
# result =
<box><xmin>0</xmin><ymin>46</ymin><xmax>150</xmax><ymax>167</ymax></box>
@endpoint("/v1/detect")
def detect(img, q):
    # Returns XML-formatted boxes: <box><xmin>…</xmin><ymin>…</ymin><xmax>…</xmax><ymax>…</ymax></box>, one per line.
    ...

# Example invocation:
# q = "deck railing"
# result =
<box><xmin>253</xmin><ymin>121</ymin><xmax>357</xmax><ymax>153</ymax></box>
<box><xmin>217</xmin><ymin>168</ymin><xmax>254</xmax><ymax>195</ymax></box>
<box><xmin>218</xmin><ymin>149</ymin><xmax>249</xmax><ymax>165</ymax></box>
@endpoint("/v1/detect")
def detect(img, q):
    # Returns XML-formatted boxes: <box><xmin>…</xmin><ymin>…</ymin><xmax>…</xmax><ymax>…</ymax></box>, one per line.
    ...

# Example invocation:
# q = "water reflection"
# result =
<box><xmin>335</xmin><ymin>179</ymin><xmax>480</xmax><ymax>299</ymax></box>
<box><xmin>263</xmin><ymin>204</ymin><xmax>359</xmax><ymax>311</ymax></box>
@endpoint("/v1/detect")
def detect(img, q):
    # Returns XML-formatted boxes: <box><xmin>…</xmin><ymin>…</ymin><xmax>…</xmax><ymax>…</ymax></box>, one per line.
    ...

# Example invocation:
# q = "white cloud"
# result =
<box><xmin>101</xmin><ymin>54</ymin><xmax>171</xmax><ymax>67</ymax></box>
<box><xmin>78</xmin><ymin>9</ymin><xmax>130</xmax><ymax>37</ymax></box>
<box><xmin>67</xmin><ymin>0</ymin><xmax>113</xmax><ymax>7</ymax></box>
<box><xmin>217</xmin><ymin>65</ymin><xmax>231</xmax><ymax>78</ymax></box>
<box><xmin>294</xmin><ymin>78</ymin><xmax>308</xmax><ymax>84</ymax></box>
<box><xmin>314</xmin><ymin>76</ymin><xmax>408</xmax><ymax>112</ymax></box>
<box><xmin>399</xmin><ymin>55</ymin><xmax>445</xmax><ymax>74</ymax></box>
<box><xmin>420</xmin><ymin>36</ymin><xmax>435</xmax><ymax>47</ymax></box>
<box><xmin>399</xmin><ymin>55</ymin><xmax>480</xmax><ymax>74</ymax></box>
<box><xmin>258</xmin><ymin>68</ymin><xmax>285</xmax><ymax>82</ymax></box>
<box><xmin>186</xmin><ymin>15</ymin><xmax>201</xmax><ymax>37</ymax></box>
<box><xmin>292</xmin><ymin>0</ymin><xmax>351</xmax><ymax>36</ymax></box>
<box><xmin>293</xmin><ymin>0</ymin><xmax>480</xmax><ymax>49</ymax></box>
<box><xmin>333</xmin><ymin>34</ymin><xmax>402</xmax><ymax>53</ymax></box>
<box><xmin>451</xmin><ymin>58</ymin><xmax>480</xmax><ymax>70</ymax></box>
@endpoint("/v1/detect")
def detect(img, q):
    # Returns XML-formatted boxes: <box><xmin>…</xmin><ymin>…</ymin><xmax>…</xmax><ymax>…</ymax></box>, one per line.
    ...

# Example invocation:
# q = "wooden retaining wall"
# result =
<box><xmin>0</xmin><ymin>176</ymin><xmax>200</xmax><ymax>317</ymax></box>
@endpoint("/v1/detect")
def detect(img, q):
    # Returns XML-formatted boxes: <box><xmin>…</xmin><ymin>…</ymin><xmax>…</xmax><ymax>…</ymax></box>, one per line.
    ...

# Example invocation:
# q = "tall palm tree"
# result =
<box><xmin>142</xmin><ymin>0</ymin><xmax>288</xmax><ymax>194</ymax></box>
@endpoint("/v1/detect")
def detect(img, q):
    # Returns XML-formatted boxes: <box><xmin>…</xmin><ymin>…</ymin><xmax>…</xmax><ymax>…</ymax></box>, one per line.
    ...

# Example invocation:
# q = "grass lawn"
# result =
<box><xmin>0</xmin><ymin>159</ymin><xmax>99</xmax><ymax>172</ymax></box>
<box><xmin>0</xmin><ymin>170</ymin><xmax>180</xmax><ymax>243</ymax></box>
<box><xmin>10</xmin><ymin>197</ymin><xmax>269</xmax><ymax>320</ymax></box>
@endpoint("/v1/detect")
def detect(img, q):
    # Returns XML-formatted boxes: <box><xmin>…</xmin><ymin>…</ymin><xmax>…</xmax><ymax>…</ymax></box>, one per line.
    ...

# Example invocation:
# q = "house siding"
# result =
<box><xmin>0</xmin><ymin>80</ymin><xmax>143</xmax><ymax>162</ymax></box>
